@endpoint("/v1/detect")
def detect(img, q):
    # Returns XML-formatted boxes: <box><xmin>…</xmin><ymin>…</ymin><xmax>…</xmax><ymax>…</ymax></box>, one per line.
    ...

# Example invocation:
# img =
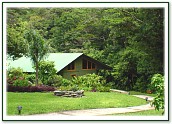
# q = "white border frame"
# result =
<box><xmin>2</xmin><ymin>2</ymin><xmax>169</xmax><ymax>121</ymax></box>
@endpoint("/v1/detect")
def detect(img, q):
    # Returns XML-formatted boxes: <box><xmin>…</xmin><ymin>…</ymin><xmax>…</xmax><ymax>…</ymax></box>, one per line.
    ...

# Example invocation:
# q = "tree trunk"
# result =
<box><xmin>36</xmin><ymin>61</ymin><xmax>38</xmax><ymax>86</ymax></box>
<box><xmin>35</xmin><ymin>49</ymin><xmax>39</xmax><ymax>86</ymax></box>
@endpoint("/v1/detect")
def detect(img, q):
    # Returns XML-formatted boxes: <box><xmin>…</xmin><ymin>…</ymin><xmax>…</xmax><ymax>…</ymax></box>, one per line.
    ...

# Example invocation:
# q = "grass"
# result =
<box><xmin>113</xmin><ymin>109</ymin><xmax>164</xmax><ymax>116</ymax></box>
<box><xmin>7</xmin><ymin>92</ymin><xmax>147</xmax><ymax>115</ymax></box>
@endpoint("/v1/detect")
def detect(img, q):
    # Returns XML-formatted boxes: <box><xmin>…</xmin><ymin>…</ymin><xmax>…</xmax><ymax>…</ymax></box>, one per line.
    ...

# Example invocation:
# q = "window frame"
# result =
<box><xmin>67</xmin><ymin>62</ymin><xmax>75</xmax><ymax>71</ymax></box>
<box><xmin>82</xmin><ymin>59</ymin><xmax>96</xmax><ymax>70</ymax></box>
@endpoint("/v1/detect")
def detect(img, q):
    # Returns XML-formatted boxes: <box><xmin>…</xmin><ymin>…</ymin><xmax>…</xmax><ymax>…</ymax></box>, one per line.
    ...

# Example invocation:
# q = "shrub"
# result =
<box><xmin>41</xmin><ymin>73</ymin><xmax>111</xmax><ymax>92</ymax></box>
<box><xmin>7</xmin><ymin>67</ymin><xmax>33</xmax><ymax>87</ymax></box>
<box><xmin>37</xmin><ymin>61</ymin><xmax>57</xmax><ymax>85</ymax></box>
<box><xmin>48</xmin><ymin>75</ymin><xmax>71</xmax><ymax>87</ymax></box>
<box><xmin>70</xmin><ymin>85</ymin><xmax>79</xmax><ymax>92</ymax></box>
<box><xmin>97</xmin><ymin>86</ymin><xmax>110</xmax><ymax>92</ymax></box>
<box><xmin>25</xmin><ymin>74</ymin><xmax>35</xmax><ymax>83</ymax></box>
<box><xmin>151</xmin><ymin>74</ymin><xmax>164</xmax><ymax>114</ymax></box>
<box><xmin>59</xmin><ymin>86</ymin><xmax>73</xmax><ymax>91</ymax></box>
<box><xmin>71</xmin><ymin>73</ymin><xmax>109</xmax><ymax>92</ymax></box>
<box><xmin>13</xmin><ymin>78</ymin><xmax>30</xmax><ymax>87</ymax></box>
<box><xmin>7</xmin><ymin>67</ymin><xmax>24</xmax><ymax>85</ymax></box>
<box><xmin>134</xmin><ymin>81</ymin><xmax>148</xmax><ymax>92</ymax></box>
<box><xmin>47</xmin><ymin>75</ymin><xmax>62</xmax><ymax>86</ymax></box>
<box><xmin>8</xmin><ymin>67</ymin><xmax>24</xmax><ymax>79</ymax></box>
<box><xmin>60</xmin><ymin>78</ymin><xmax>71</xmax><ymax>87</ymax></box>
<box><xmin>7</xmin><ymin>85</ymin><xmax>55</xmax><ymax>92</ymax></box>
<box><xmin>80</xmin><ymin>87</ymin><xmax>92</xmax><ymax>91</ymax></box>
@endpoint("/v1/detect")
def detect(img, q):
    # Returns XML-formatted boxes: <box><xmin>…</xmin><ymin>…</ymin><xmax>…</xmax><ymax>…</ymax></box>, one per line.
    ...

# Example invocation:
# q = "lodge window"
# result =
<box><xmin>68</xmin><ymin>62</ymin><xmax>75</xmax><ymax>70</ymax></box>
<box><xmin>82</xmin><ymin>59</ymin><xmax>96</xmax><ymax>69</ymax></box>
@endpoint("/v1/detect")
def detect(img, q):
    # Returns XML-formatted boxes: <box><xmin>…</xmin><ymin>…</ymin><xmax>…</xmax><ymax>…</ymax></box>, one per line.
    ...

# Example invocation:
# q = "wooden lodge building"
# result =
<box><xmin>8</xmin><ymin>53</ymin><xmax>112</xmax><ymax>79</ymax></box>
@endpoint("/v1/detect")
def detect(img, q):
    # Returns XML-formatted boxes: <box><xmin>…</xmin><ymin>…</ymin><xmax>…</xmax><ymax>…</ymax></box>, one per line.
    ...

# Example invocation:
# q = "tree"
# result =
<box><xmin>112</xmin><ymin>48</ymin><xmax>138</xmax><ymax>90</ymax></box>
<box><xmin>24</xmin><ymin>29</ymin><xmax>47</xmax><ymax>85</ymax></box>
<box><xmin>7</xmin><ymin>9</ymin><xmax>28</xmax><ymax>59</ymax></box>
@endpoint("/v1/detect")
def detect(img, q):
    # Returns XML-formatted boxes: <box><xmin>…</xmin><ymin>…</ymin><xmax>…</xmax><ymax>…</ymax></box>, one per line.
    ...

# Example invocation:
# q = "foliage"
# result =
<box><xmin>97</xmin><ymin>86</ymin><xmax>111</xmax><ymax>92</ymax></box>
<box><xmin>7</xmin><ymin>8</ymin><xmax>164</xmax><ymax>92</ymax></box>
<box><xmin>7</xmin><ymin>67</ymin><xmax>30</xmax><ymax>87</ymax></box>
<box><xmin>7</xmin><ymin>84</ymin><xmax>55</xmax><ymax>92</ymax></box>
<box><xmin>133</xmin><ymin>78</ymin><xmax>148</xmax><ymax>92</ymax></box>
<box><xmin>47</xmin><ymin>75</ymin><xmax>61</xmax><ymax>87</ymax></box>
<box><xmin>97</xmin><ymin>70</ymin><xmax>114</xmax><ymax>83</ymax></box>
<box><xmin>38</xmin><ymin>61</ymin><xmax>56</xmax><ymax>85</ymax></box>
<box><xmin>71</xmin><ymin>73</ymin><xmax>109</xmax><ymax>92</ymax></box>
<box><xmin>52</xmin><ymin>73</ymin><xmax>110</xmax><ymax>92</ymax></box>
<box><xmin>7</xmin><ymin>9</ymin><xmax>29</xmax><ymax>59</ymax></box>
<box><xmin>151</xmin><ymin>74</ymin><xmax>164</xmax><ymax>114</ymax></box>
<box><xmin>7</xmin><ymin>92</ymin><xmax>146</xmax><ymax>115</ymax></box>
<box><xmin>24</xmin><ymin>29</ymin><xmax>48</xmax><ymax>85</ymax></box>
<box><xmin>48</xmin><ymin>75</ymin><xmax>71</xmax><ymax>87</ymax></box>
<box><xmin>59</xmin><ymin>85</ymin><xmax>79</xmax><ymax>92</ymax></box>
<box><xmin>112</xmin><ymin>49</ymin><xmax>138</xmax><ymax>91</ymax></box>
<box><xmin>59</xmin><ymin>86</ymin><xmax>73</xmax><ymax>91</ymax></box>
<box><xmin>13</xmin><ymin>78</ymin><xmax>30</xmax><ymax>87</ymax></box>
<box><xmin>25</xmin><ymin>74</ymin><xmax>36</xmax><ymax>83</ymax></box>
<box><xmin>7</xmin><ymin>67</ymin><xmax>24</xmax><ymax>79</ymax></box>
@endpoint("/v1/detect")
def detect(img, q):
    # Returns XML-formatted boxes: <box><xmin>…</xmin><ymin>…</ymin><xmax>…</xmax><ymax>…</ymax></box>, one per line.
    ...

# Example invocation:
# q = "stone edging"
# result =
<box><xmin>54</xmin><ymin>90</ymin><xmax>84</xmax><ymax>97</ymax></box>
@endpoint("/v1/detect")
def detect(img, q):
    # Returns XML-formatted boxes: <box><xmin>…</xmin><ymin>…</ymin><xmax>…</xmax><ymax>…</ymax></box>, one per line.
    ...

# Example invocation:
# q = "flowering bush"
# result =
<box><xmin>7</xmin><ymin>67</ymin><xmax>32</xmax><ymax>87</ymax></box>
<box><xmin>8</xmin><ymin>67</ymin><xmax>23</xmax><ymax>79</ymax></box>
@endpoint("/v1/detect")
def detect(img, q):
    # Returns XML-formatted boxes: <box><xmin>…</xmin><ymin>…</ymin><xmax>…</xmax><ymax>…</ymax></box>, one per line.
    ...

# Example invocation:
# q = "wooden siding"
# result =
<box><xmin>58</xmin><ymin>56</ymin><xmax>101</xmax><ymax>80</ymax></box>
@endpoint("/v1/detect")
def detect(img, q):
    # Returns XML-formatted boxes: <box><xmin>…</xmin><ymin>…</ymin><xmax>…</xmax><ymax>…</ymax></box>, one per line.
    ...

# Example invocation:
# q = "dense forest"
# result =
<box><xmin>7</xmin><ymin>8</ymin><xmax>164</xmax><ymax>92</ymax></box>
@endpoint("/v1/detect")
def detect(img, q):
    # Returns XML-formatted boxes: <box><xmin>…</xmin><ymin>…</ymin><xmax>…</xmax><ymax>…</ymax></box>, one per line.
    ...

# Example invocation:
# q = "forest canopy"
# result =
<box><xmin>7</xmin><ymin>8</ymin><xmax>164</xmax><ymax>92</ymax></box>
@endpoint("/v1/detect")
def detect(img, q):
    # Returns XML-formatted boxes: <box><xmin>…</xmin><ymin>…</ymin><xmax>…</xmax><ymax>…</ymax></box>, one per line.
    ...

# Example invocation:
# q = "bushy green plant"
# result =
<box><xmin>151</xmin><ymin>74</ymin><xmax>164</xmax><ymax>115</ymax></box>
<box><xmin>25</xmin><ymin>74</ymin><xmax>35</xmax><ymax>83</ymax></box>
<box><xmin>47</xmin><ymin>75</ymin><xmax>62</xmax><ymax>86</ymax></box>
<box><xmin>81</xmin><ymin>87</ymin><xmax>92</xmax><ymax>91</ymax></box>
<box><xmin>133</xmin><ymin>80</ymin><xmax>148</xmax><ymax>92</ymax></box>
<box><xmin>49</xmin><ymin>73</ymin><xmax>111</xmax><ymax>92</ymax></box>
<box><xmin>13</xmin><ymin>78</ymin><xmax>30</xmax><ymax>87</ymax></box>
<box><xmin>38</xmin><ymin>61</ymin><xmax>57</xmax><ymax>85</ymax></box>
<box><xmin>97</xmin><ymin>86</ymin><xmax>110</xmax><ymax>92</ymax></box>
<box><xmin>71</xmin><ymin>73</ymin><xmax>109</xmax><ymax>92</ymax></box>
<box><xmin>70</xmin><ymin>85</ymin><xmax>79</xmax><ymax>92</ymax></box>
<box><xmin>7</xmin><ymin>67</ymin><xmax>24</xmax><ymax>81</ymax></box>
<box><xmin>48</xmin><ymin>75</ymin><xmax>71</xmax><ymax>87</ymax></box>
<box><xmin>60</xmin><ymin>78</ymin><xmax>71</xmax><ymax>87</ymax></box>
<box><xmin>59</xmin><ymin>86</ymin><xmax>72</xmax><ymax>91</ymax></box>
<box><xmin>7</xmin><ymin>67</ymin><xmax>30</xmax><ymax>86</ymax></box>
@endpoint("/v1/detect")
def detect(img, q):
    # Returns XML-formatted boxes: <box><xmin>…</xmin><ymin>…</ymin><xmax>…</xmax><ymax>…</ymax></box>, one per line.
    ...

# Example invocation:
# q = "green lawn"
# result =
<box><xmin>113</xmin><ymin>109</ymin><xmax>164</xmax><ymax>116</ymax></box>
<box><xmin>7</xmin><ymin>92</ymin><xmax>147</xmax><ymax>115</ymax></box>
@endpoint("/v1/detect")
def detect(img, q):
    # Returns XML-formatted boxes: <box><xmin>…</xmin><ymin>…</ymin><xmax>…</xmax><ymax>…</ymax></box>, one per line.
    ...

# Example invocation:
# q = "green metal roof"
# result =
<box><xmin>7</xmin><ymin>53</ymin><xmax>83</xmax><ymax>72</ymax></box>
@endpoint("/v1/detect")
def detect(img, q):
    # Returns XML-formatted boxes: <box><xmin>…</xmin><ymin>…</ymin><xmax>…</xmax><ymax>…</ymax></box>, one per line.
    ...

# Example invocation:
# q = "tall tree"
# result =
<box><xmin>24</xmin><ymin>29</ymin><xmax>47</xmax><ymax>85</ymax></box>
<box><xmin>7</xmin><ymin>9</ymin><xmax>29</xmax><ymax>59</ymax></box>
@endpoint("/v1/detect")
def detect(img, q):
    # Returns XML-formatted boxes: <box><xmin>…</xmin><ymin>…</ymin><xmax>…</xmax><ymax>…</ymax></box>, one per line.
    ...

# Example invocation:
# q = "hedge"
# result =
<box><xmin>7</xmin><ymin>84</ymin><xmax>55</xmax><ymax>92</ymax></box>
